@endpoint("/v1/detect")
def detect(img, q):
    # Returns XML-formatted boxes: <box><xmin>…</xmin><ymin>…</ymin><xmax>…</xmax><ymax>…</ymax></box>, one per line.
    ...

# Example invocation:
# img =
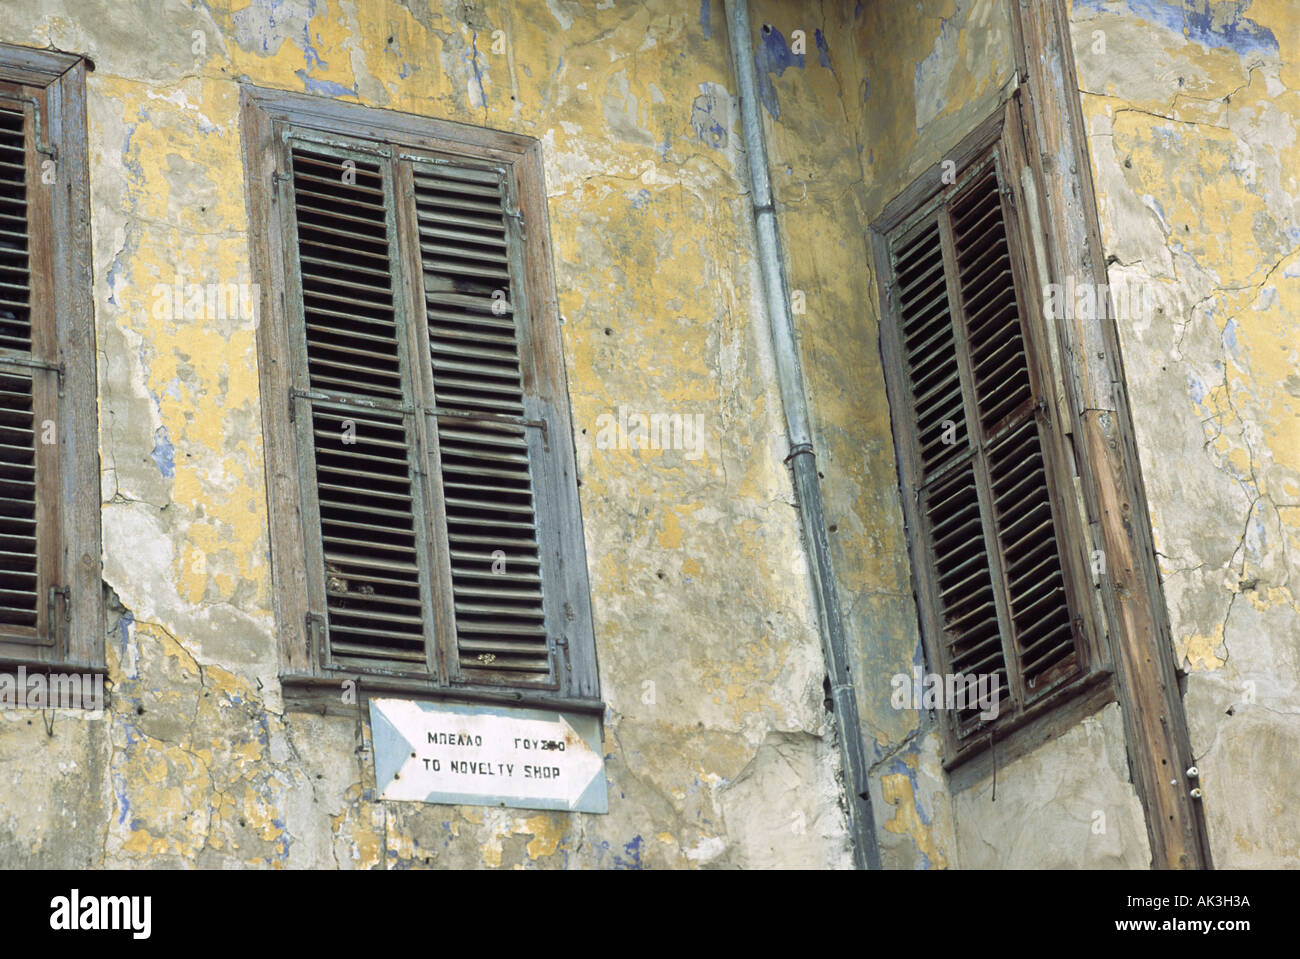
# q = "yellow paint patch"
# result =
<box><xmin>881</xmin><ymin>772</ymin><xmax>947</xmax><ymax>869</ymax></box>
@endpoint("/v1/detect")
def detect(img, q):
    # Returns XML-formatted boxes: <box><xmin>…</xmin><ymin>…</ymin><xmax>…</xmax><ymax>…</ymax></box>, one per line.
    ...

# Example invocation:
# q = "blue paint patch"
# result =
<box><xmin>117</xmin><ymin>608</ymin><xmax>135</xmax><ymax>662</ymax></box>
<box><xmin>398</xmin><ymin>61</ymin><xmax>413</xmax><ymax>79</ymax></box>
<box><xmin>700</xmin><ymin>0</ymin><xmax>711</xmax><ymax>40</ymax></box>
<box><xmin>754</xmin><ymin>25</ymin><xmax>805</xmax><ymax>120</ymax></box>
<box><xmin>1074</xmin><ymin>0</ymin><xmax>1276</xmax><ymax>57</ymax></box>
<box><xmin>546</xmin><ymin>56</ymin><xmax>565</xmax><ymax>106</ymax></box>
<box><xmin>114</xmin><ymin>775</ymin><xmax>131</xmax><ymax>825</ymax></box>
<box><xmin>597</xmin><ymin>835</ymin><xmax>644</xmax><ymax>869</ymax></box>
<box><xmin>1222</xmin><ymin>317</ymin><xmax>1238</xmax><ymax>352</ymax></box>
<box><xmin>814</xmin><ymin>29</ymin><xmax>830</xmax><ymax>69</ymax></box>
<box><xmin>106</xmin><ymin>122</ymin><xmax>145</xmax><ymax>308</ymax></box>
<box><xmin>294</xmin><ymin>70</ymin><xmax>357</xmax><ymax>98</ymax></box>
<box><xmin>104</xmin><ymin>235</ymin><xmax>132</xmax><ymax>308</ymax></box>
<box><xmin>630</xmin><ymin>189</ymin><xmax>651</xmax><ymax>211</ymax></box>
<box><xmin>887</xmin><ymin>754</ymin><xmax>931</xmax><ymax>828</ymax></box>
<box><xmin>302</xmin><ymin>22</ymin><xmax>328</xmax><ymax>70</ymax></box>
<box><xmin>1188</xmin><ymin>372</ymin><xmax>1208</xmax><ymax>405</ymax></box>
<box><xmin>622</xmin><ymin>835</ymin><xmax>643</xmax><ymax>868</ymax></box>
<box><xmin>855</xmin><ymin>1</ymin><xmax>863</xmax><ymax>18</ymax></box>
<box><xmin>914</xmin><ymin>16</ymin><xmax>955</xmax><ymax>128</ymax></box>
<box><xmin>151</xmin><ymin>425</ymin><xmax>175</xmax><ymax>479</ymax></box>
<box><xmin>469</xmin><ymin>32</ymin><xmax>488</xmax><ymax>109</ymax></box>
<box><xmin>690</xmin><ymin>91</ymin><xmax>728</xmax><ymax>149</ymax></box>
<box><xmin>271</xmin><ymin>816</ymin><xmax>291</xmax><ymax>861</ymax></box>
<box><xmin>121</xmin><ymin>121</ymin><xmax>145</xmax><ymax>187</ymax></box>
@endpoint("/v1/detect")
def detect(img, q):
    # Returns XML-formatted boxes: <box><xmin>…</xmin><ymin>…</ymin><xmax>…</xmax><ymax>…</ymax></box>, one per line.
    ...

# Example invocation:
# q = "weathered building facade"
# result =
<box><xmin>0</xmin><ymin>0</ymin><xmax>1293</xmax><ymax>869</ymax></box>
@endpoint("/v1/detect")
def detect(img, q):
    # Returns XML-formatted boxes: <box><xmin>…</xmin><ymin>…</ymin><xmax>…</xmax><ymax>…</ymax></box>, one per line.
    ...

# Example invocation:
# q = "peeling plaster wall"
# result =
<box><xmin>0</xmin><ymin>0</ymin><xmax>858</xmax><ymax>869</ymax></box>
<box><xmin>751</xmin><ymin>0</ymin><xmax>1153</xmax><ymax>868</ymax></box>
<box><xmin>1070</xmin><ymin>0</ymin><xmax>1300</xmax><ymax>868</ymax></box>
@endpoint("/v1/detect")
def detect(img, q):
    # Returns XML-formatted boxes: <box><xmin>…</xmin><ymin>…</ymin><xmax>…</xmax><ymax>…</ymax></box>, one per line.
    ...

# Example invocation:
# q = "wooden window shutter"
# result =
<box><xmin>407</xmin><ymin>159</ymin><xmax>552</xmax><ymax>682</ymax></box>
<box><xmin>284</xmin><ymin>143</ymin><xmax>439</xmax><ymax>676</ymax></box>
<box><xmin>947</xmin><ymin>162</ymin><xmax>1079</xmax><ymax>700</ymax></box>
<box><xmin>883</xmin><ymin>134</ymin><xmax>1092</xmax><ymax>750</ymax></box>
<box><xmin>0</xmin><ymin>97</ymin><xmax>63</xmax><ymax>658</ymax></box>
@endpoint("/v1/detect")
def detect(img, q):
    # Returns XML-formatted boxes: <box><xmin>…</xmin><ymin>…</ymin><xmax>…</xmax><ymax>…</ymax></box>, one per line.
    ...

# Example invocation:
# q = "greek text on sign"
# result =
<box><xmin>368</xmin><ymin>699</ymin><xmax>607</xmax><ymax>813</ymax></box>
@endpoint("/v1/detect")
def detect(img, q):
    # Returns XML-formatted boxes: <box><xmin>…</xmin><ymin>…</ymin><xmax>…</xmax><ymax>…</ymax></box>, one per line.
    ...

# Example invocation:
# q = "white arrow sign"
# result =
<box><xmin>369</xmin><ymin>699</ymin><xmax>607</xmax><ymax>813</ymax></box>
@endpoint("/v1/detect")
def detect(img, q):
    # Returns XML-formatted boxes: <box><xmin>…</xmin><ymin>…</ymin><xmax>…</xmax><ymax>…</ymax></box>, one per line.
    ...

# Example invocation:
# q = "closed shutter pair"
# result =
<box><xmin>283</xmin><ymin>141</ymin><xmax>553</xmax><ymax>684</ymax></box>
<box><xmin>889</xmin><ymin>153</ymin><xmax>1084</xmax><ymax>740</ymax></box>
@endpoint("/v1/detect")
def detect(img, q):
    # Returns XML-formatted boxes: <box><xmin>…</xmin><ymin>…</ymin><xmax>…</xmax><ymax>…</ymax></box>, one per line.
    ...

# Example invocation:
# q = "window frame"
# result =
<box><xmin>240</xmin><ymin>84</ymin><xmax>600</xmax><ymax>716</ymax></box>
<box><xmin>872</xmin><ymin>95</ymin><xmax>1114</xmax><ymax>780</ymax></box>
<box><xmin>0</xmin><ymin>42</ymin><xmax>101</xmax><ymax>674</ymax></box>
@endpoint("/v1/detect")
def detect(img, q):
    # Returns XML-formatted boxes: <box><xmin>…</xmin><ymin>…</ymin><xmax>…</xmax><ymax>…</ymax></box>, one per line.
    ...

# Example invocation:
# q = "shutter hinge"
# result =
<box><xmin>274</xmin><ymin>169</ymin><xmax>291</xmax><ymax>183</ymax></box>
<box><xmin>48</xmin><ymin>585</ymin><xmax>70</xmax><ymax>623</ymax></box>
<box><xmin>305</xmin><ymin>611</ymin><xmax>327</xmax><ymax>662</ymax></box>
<box><xmin>554</xmin><ymin>633</ymin><xmax>572</xmax><ymax>674</ymax></box>
<box><xmin>48</xmin><ymin>585</ymin><xmax>70</xmax><ymax>653</ymax></box>
<box><xmin>288</xmin><ymin>389</ymin><xmax>296</xmax><ymax>424</ymax></box>
<box><xmin>4</xmin><ymin>355</ymin><xmax>64</xmax><ymax>388</ymax></box>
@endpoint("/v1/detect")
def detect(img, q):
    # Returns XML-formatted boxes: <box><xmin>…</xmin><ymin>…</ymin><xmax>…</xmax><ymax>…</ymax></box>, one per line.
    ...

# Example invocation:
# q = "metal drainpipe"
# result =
<box><xmin>724</xmin><ymin>0</ymin><xmax>881</xmax><ymax>870</ymax></box>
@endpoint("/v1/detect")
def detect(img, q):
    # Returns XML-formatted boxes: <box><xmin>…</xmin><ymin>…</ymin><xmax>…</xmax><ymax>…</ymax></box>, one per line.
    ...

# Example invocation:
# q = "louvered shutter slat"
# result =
<box><xmin>414</xmin><ymin>164</ymin><xmax>550</xmax><ymax>676</ymax></box>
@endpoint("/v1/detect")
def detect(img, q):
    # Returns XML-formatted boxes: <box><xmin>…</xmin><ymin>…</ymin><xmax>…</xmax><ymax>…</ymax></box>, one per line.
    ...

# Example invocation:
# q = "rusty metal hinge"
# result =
<box><xmin>48</xmin><ymin>585</ymin><xmax>70</xmax><ymax>623</ymax></box>
<box><xmin>305</xmin><ymin>611</ymin><xmax>326</xmax><ymax>661</ymax></box>
<box><xmin>554</xmin><ymin>633</ymin><xmax>572</xmax><ymax>674</ymax></box>
<box><xmin>3</xmin><ymin>356</ymin><xmax>64</xmax><ymax>395</ymax></box>
<box><xmin>48</xmin><ymin>585</ymin><xmax>70</xmax><ymax>653</ymax></box>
